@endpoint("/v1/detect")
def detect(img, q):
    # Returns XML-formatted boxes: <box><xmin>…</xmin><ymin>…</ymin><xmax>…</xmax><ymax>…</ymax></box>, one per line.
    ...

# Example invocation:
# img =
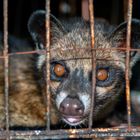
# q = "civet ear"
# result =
<box><xmin>109</xmin><ymin>19</ymin><xmax>140</xmax><ymax>67</ymax></box>
<box><xmin>28</xmin><ymin>10</ymin><xmax>66</xmax><ymax>50</ymax></box>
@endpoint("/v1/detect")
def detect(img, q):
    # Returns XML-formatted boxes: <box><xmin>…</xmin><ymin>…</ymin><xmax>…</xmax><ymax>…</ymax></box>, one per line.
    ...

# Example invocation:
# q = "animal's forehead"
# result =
<box><xmin>50</xmin><ymin>30</ymin><xmax>113</xmax><ymax>61</ymax></box>
<box><xmin>50</xmin><ymin>46</ymin><xmax>114</xmax><ymax>62</ymax></box>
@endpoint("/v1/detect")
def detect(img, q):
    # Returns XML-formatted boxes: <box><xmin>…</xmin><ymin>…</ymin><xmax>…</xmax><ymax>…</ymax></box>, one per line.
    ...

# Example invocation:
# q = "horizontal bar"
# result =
<box><xmin>0</xmin><ymin>47</ymin><xmax>140</xmax><ymax>58</ymax></box>
<box><xmin>0</xmin><ymin>127</ymin><xmax>138</xmax><ymax>139</ymax></box>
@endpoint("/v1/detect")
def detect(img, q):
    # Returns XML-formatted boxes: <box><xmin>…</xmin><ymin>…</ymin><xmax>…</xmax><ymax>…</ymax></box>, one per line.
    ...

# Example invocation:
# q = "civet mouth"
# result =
<box><xmin>62</xmin><ymin>115</ymin><xmax>85</xmax><ymax>126</ymax></box>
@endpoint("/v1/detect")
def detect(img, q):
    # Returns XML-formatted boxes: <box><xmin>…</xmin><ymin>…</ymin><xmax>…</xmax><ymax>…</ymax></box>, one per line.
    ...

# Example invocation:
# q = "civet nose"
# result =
<box><xmin>59</xmin><ymin>97</ymin><xmax>84</xmax><ymax>116</ymax></box>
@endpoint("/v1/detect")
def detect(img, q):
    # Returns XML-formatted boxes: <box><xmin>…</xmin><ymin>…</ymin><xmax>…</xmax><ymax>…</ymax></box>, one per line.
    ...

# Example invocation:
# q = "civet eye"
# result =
<box><xmin>97</xmin><ymin>69</ymin><xmax>108</xmax><ymax>81</ymax></box>
<box><xmin>53</xmin><ymin>64</ymin><xmax>65</xmax><ymax>77</ymax></box>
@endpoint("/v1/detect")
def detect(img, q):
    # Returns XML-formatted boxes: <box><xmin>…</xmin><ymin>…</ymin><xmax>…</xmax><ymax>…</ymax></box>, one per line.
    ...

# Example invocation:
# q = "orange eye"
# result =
<box><xmin>97</xmin><ymin>69</ymin><xmax>108</xmax><ymax>81</ymax></box>
<box><xmin>53</xmin><ymin>64</ymin><xmax>65</xmax><ymax>77</ymax></box>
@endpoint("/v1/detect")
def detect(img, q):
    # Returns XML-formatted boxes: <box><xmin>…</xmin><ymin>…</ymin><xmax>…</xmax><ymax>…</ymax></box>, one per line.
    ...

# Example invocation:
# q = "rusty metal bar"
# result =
<box><xmin>45</xmin><ymin>0</ymin><xmax>51</xmax><ymax>130</ymax></box>
<box><xmin>0</xmin><ymin>0</ymin><xmax>138</xmax><ymax>139</ymax></box>
<box><xmin>0</xmin><ymin>127</ymin><xmax>138</xmax><ymax>139</ymax></box>
<box><xmin>88</xmin><ymin>0</ymin><xmax>95</xmax><ymax>128</ymax></box>
<box><xmin>82</xmin><ymin>0</ymin><xmax>89</xmax><ymax>21</ymax></box>
<box><xmin>0</xmin><ymin>47</ymin><xmax>139</xmax><ymax>59</ymax></box>
<box><xmin>3</xmin><ymin>0</ymin><xmax>10</xmax><ymax>139</ymax></box>
<box><xmin>124</xmin><ymin>0</ymin><xmax>128</xmax><ymax>21</ymax></box>
<box><xmin>125</xmin><ymin>0</ymin><xmax>133</xmax><ymax>130</ymax></box>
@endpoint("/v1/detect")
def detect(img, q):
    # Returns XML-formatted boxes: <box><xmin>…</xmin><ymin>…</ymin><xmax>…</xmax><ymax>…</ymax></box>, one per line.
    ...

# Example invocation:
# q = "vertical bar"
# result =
<box><xmin>82</xmin><ymin>0</ymin><xmax>89</xmax><ymax>21</ymax></box>
<box><xmin>3</xmin><ymin>0</ymin><xmax>10</xmax><ymax>139</ymax></box>
<box><xmin>125</xmin><ymin>0</ymin><xmax>132</xmax><ymax>130</ymax></box>
<box><xmin>45</xmin><ymin>0</ymin><xmax>51</xmax><ymax>130</ymax></box>
<box><xmin>88</xmin><ymin>0</ymin><xmax>96</xmax><ymax>128</ymax></box>
<box><xmin>124</xmin><ymin>0</ymin><xmax>128</xmax><ymax>21</ymax></box>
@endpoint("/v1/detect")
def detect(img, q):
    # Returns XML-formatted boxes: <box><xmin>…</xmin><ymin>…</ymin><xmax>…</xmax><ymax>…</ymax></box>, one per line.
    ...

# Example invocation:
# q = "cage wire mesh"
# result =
<box><xmin>1</xmin><ymin>0</ymin><xmax>140</xmax><ymax>139</ymax></box>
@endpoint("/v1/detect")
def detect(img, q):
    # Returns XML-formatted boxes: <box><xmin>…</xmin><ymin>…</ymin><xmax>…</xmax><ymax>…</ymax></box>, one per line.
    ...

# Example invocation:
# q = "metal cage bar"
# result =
<box><xmin>3</xmin><ymin>0</ymin><xmax>10</xmax><ymax>139</ymax></box>
<box><xmin>1</xmin><ymin>0</ymin><xmax>140</xmax><ymax>139</ymax></box>
<box><xmin>82</xmin><ymin>0</ymin><xmax>89</xmax><ymax>21</ymax></box>
<box><xmin>125</xmin><ymin>0</ymin><xmax>133</xmax><ymax>130</ymax></box>
<box><xmin>88</xmin><ymin>0</ymin><xmax>96</xmax><ymax>128</ymax></box>
<box><xmin>124</xmin><ymin>0</ymin><xmax>128</xmax><ymax>21</ymax></box>
<box><xmin>45</xmin><ymin>0</ymin><xmax>51</xmax><ymax>130</ymax></box>
<box><xmin>0</xmin><ymin>127</ymin><xmax>139</xmax><ymax>139</ymax></box>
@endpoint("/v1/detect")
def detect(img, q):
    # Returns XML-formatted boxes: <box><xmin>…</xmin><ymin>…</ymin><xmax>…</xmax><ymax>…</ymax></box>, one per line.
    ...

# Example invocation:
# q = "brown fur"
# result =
<box><xmin>27</xmin><ymin>10</ymin><xmax>140</xmax><ymax>128</ymax></box>
<box><xmin>0</xmin><ymin>12</ymin><xmax>139</xmax><ymax>130</ymax></box>
<box><xmin>0</xmin><ymin>45</ymin><xmax>59</xmax><ymax>128</ymax></box>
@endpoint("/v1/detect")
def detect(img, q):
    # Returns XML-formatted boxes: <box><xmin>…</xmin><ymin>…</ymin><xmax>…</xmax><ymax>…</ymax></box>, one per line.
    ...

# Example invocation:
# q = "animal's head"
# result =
<box><xmin>28</xmin><ymin>10</ymin><xmax>140</xmax><ymax>126</ymax></box>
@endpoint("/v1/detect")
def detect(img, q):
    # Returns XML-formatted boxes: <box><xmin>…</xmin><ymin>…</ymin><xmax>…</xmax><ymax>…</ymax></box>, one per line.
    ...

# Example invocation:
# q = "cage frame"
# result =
<box><xmin>1</xmin><ymin>0</ymin><xmax>140</xmax><ymax>139</ymax></box>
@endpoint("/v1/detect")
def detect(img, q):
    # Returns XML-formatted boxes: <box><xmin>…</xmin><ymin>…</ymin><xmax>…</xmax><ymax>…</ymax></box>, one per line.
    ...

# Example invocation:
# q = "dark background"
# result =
<box><xmin>0</xmin><ymin>0</ymin><xmax>140</xmax><ymax>90</ymax></box>
<box><xmin>0</xmin><ymin>0</ymin><xmax>140</xmax><ymax>38</ymax></box>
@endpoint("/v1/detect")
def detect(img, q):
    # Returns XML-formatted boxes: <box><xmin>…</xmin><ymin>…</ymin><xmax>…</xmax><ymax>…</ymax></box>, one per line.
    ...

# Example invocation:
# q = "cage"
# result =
<box><xmin>0</xmin><ymin>0</ymin><xmax>140</xmax><ymax>140</ymax></box>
